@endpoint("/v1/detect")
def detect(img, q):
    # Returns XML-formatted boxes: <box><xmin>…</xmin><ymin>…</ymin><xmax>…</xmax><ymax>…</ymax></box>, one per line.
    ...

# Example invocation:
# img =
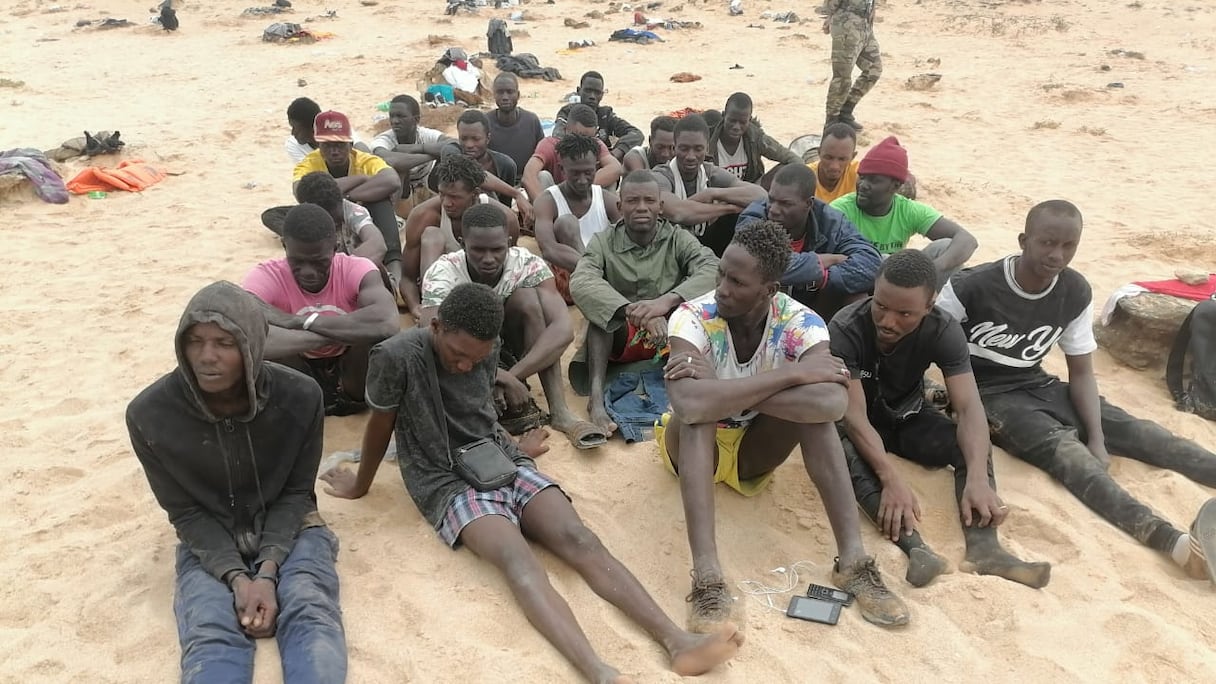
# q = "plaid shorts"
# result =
<box><xmin>436</xmin><ymin>468</ymin><xmax>562</xmax><ymax>547</ymax></box>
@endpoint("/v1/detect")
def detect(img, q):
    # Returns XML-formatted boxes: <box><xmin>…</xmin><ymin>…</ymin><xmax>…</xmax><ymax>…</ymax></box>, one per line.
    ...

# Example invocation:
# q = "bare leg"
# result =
<box><xmin>585</xmin><ymin>324</ymin><xmax>620</xmax><ymax>435</ymax></box>
<box><xmin>797</xmin><ymin>422</ymin><xmax>867</xmax><ymax>566</ymax></box>
<box><xmin>504</xmin><ymin>289</ymin><xmax>580</xmax><ymax>433</ymax></box>
<box><xmin>459</xmin><ymin>514</ymin><xmax>628</xmax><ymax>684</ymax></box>
<box><xmin>521</xmin><ymin>489</ymin><xmax>741</xmax><ymax>676</ymax></box>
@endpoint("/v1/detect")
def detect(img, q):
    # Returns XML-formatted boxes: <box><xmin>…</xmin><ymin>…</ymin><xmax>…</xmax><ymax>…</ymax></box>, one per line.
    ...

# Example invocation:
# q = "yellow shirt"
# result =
<box><xmin>808</xmin><ymin>159</ymin><xmax>859</xmax><ymax>204</ymax></box>
<box><xmin>293</xmin><ymin>149</ymin><xmax>390</xmax><ymax>182</ymax></box>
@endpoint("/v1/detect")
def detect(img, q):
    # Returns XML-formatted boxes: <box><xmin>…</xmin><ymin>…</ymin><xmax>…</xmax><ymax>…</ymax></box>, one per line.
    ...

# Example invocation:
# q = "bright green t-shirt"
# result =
<box><xmin>830</xmin><ymin>193</ymin><xmax>943</xmax><ymax>255</ymax></box>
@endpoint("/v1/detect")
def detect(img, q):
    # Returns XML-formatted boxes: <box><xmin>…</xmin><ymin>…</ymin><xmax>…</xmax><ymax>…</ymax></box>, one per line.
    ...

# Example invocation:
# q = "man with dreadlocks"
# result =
<box><xmin>533</xmin><ymin>134</ymin><xmax>621</xmax><ymax>303</ymax></box>
<box><xmin>127</xmin><ymin>280</ymin><xmax>348</xmax><ymax>683</ymax></box>
<box><xmin>400</xmin><ymin>154</ymin><xmax>521</xmax><ymax>318</ymax></box>
<box><xmin>659</xmin><ymin>220</ymin><xmax>910</xmax><ymax>632</ymax></box>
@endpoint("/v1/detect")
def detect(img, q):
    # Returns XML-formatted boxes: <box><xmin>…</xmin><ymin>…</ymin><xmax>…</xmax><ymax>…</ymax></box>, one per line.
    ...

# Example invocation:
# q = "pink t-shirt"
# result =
<box><xmin>531</xmin><ymin>136</ymin><xmax>611</xmax><ymax>184</ymax></box>
<box><xmin>243</xmin><ymin>253</ymin><xmax>378</xmax><ymax>358</ymax></box>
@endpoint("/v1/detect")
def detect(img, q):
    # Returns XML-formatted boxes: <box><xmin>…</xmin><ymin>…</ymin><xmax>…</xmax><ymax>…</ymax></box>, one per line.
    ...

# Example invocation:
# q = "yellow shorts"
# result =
<box><xmin>655</xmin><ymin>412</ymin><xmax>774</xmax><ymax>497</ymax></box>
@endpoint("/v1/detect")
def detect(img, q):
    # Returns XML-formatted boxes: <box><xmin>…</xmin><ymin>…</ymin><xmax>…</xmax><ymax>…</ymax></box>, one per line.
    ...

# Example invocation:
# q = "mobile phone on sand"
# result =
<box><xmin>786</xmin><ymin>595</ymin><xmax>841</xmax><ymax>625</ymax></box>
<box><xmin>807</xmin><ymin>583</ymin><xmax>853</xmax><ymax>606</ymax></box>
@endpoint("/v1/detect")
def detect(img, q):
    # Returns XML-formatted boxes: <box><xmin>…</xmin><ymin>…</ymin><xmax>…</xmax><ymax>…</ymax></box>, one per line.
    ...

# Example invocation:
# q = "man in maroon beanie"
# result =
<box><xmin>831</xmin><ymin>136</ymin><xmax>977</xmax><ymax>286</ymax></box>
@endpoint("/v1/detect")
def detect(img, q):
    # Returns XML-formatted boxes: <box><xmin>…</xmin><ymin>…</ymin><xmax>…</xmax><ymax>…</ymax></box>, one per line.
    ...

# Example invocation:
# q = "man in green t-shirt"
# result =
<box><xmin>831</xmin><ymin>136</ymin><xmax>977</xmax><ymax>285</ymax></box>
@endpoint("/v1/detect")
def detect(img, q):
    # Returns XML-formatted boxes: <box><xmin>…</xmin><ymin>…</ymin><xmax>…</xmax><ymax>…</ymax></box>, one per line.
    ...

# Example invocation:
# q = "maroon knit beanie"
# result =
<box><xmin>858</xmin><ymin>136</ymin><xmax>909</xmax><ymax>183</ymax></box>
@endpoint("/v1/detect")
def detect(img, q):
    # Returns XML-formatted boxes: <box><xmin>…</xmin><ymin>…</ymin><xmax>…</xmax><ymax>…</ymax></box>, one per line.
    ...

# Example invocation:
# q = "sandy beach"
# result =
<box><xmin>3</xmin><ymin>0</ymin><xmax>1216</xmax><ymax>681</ymax></box>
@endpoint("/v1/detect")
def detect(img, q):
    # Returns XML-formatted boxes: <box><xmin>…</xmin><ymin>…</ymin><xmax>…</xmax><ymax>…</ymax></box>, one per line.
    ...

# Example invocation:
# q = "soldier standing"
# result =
<box><xmin>822</xmin><ymin>0</ymin><xmax>882</xmax><ymax>131</ymax></box>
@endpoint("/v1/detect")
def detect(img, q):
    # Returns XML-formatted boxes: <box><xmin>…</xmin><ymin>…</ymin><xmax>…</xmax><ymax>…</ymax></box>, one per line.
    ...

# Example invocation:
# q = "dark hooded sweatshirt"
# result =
<box><xmin>127</xmin><ymin>281</ymin><xmax>326</xmax><ymax>582</ymax></box>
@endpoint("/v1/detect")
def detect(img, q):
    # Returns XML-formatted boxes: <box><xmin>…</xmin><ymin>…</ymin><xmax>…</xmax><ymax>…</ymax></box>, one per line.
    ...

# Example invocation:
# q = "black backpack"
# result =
<box><xmin>487</xmin><ymin>19</ymin><xmax>512</xmax><ymax>56</ymax></box>
<box><xmin>1166</xmin><ymin>297</ymin><xmax>1216</xmax><ymax>420</ymax></box>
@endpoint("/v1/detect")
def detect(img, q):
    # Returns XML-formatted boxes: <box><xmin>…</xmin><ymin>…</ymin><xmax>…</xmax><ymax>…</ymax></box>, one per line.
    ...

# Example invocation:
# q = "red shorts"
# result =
<box><xmin>610</xmin><ymin>320</ymin><xmax>660</xmax><ymax>364</ymax></box>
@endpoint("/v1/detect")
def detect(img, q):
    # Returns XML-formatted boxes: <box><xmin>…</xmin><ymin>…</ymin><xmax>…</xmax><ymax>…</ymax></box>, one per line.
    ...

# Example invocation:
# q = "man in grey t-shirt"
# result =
<box><xmin>322</xmin><ymin>283</ymin><xmax>741</xmax><ymax>682</ymax></box>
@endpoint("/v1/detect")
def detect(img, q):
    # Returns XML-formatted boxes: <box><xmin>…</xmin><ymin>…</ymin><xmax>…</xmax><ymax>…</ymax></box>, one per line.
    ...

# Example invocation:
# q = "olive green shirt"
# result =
<box><xmin>570</xmin><ymin>220</ymin><xmax>719</xmax><ymax>331</ymax></box>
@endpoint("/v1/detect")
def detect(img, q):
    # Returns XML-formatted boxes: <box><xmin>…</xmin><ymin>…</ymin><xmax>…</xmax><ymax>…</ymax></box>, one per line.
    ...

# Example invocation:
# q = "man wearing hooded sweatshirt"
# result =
<box><xmin>126</xmin><ymin>281</ymin><xmax>347</xmax><ymax>684</ymax></box>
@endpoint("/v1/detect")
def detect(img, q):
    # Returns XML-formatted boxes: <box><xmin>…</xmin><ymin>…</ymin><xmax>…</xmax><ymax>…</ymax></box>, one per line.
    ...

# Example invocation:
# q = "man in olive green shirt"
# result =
<box><xmin>571</xmin><ymin>170</ymin><xmax>719</xmax><ymax>437</ymax></box>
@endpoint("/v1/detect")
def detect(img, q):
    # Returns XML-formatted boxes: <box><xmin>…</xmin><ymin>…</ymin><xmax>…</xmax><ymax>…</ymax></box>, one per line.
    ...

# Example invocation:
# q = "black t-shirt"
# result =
<box><xmin>487</xmin><ymin>108</ymin><xmax>546</xmax><ymax>173</ymax></box>
<box><xmin>829</xmin><ymin>298</ymin><xmax>972</xmax><ymax>420</ymax></box>
<box><xmin>936</xmin><ymin>256</ymin><xmax>1096</xmax><ymax>394</ymax></box>
<box><xmin>439</xmin><ymin>143</ymin><xmax>519</xmax><ymax>205</ymax></box>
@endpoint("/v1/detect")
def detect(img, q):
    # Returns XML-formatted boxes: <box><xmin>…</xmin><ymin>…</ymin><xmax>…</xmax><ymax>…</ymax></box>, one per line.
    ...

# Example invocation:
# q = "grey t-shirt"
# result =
<box><xmin>487</xmin><ymin>108</ymin><xmax>546</xmax><ymax>174</ymax></box>
<box><xmin>365</xmin><ymin>328</ymin><xmax>532</xmax><ymax>527</ymax></box>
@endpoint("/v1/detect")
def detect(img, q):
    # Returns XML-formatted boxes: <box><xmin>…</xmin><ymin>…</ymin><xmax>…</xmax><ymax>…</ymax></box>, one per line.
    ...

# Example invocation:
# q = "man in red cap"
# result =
<box><xmin>294</xmin><ymin>111</ymin><xmax>405</xmax><ymax>293</ymax></box>
<box><xmin>831</xmin><ymin>136</ymin><xmax>976</xmax><ymax>286</ymax></box>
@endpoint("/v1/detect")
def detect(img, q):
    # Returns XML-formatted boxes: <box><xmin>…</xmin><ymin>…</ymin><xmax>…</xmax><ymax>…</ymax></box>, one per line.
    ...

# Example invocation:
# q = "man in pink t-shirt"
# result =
<box><xmin>521</xmin><ymin>105</ymin><xmax>622</xmax><ymax>201</ymax></box>
<box><xmin>244</xmin><ymin>204</ymin><xmax>400</xmax><ymax>415</ymax></box>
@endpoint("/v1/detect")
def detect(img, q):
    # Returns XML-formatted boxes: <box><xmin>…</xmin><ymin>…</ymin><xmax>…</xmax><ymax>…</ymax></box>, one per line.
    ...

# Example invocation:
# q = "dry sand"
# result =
<box><xmin>3</xmin><ymin>0</ymin><xmax>1216</xmax><ymax>681</ymax></box>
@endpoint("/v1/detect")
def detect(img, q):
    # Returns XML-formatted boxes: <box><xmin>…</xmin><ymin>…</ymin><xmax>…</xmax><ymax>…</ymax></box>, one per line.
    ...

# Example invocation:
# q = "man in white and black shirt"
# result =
<box><xmin>938</xmin><ymin>200</ymin><xmax>1216</xmax><ymax>584</ymax></box>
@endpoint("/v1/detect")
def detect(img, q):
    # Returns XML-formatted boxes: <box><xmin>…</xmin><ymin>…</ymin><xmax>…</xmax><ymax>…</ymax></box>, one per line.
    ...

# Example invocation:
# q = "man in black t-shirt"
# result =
<box><xmin>321</xmin><ymin>283</ymin><xmax>741</xmax><ymax>681</ymax></box>
<box><xmin>938</xmin><ymin>200</ymin><xmax>1216</xmax><ymax>584</ymax></box>
<box><xmin>830</xmin><ymin>250</ymin><xmax>1051</xmax><ymax>589</ymax></box>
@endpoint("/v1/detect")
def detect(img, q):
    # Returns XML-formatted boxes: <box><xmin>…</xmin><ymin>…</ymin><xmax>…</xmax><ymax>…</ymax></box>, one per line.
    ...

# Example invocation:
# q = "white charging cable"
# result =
<box><xmin>736</xmin><ymin>560</ymin><xmax>822</xmax><ymax>612</ymax></box>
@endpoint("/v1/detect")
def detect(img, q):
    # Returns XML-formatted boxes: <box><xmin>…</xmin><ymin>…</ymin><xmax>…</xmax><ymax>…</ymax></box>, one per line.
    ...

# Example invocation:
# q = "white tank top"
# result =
<box><xmin>717</xmin><ymin>140</ymin><xmax>748</xmax><ymax>179</ymax></box>
<box><xmin>440</xmin><ymin>193</ymin><xmax>490</xmax><ymax>251</ymax></box>
<box><xmin>546</xmin><ymin>184</ymin><xmax>610</xmax><ymax>247</ymax></box>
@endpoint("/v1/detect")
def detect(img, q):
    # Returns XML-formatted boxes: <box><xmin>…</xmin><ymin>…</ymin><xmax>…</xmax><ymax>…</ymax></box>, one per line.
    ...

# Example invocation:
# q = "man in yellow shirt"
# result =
<box><xmin>808</xmin><ymin>122</ymin><xmax>916</xmax><ymax>204</ymax></box>
<box><xmin>294</xmin><ymin>111</ymin><xmax>404</xmax><ymax>291</ymax></box>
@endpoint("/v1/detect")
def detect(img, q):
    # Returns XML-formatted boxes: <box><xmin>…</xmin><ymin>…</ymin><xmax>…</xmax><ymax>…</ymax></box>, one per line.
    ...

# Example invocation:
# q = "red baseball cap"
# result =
<box><xmin>313</xmin><ymin>110</ymin><xmax>353</xmax><ymax>142</ymax></box>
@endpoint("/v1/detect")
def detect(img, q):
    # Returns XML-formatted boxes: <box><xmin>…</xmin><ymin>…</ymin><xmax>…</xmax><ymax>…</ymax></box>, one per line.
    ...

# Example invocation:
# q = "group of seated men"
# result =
<box><xmin>128</xmin><ymin>77</ymin><xmax>1216</xmax><ymax>683</ymax></box>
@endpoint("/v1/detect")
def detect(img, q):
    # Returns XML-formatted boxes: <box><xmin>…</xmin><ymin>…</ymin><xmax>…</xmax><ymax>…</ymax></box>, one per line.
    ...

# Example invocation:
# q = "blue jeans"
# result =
<box><xmin>603</xmin><ymin>368</ymin><xmax>669</xmax><ymax>443</ymax></box>
<box><xmin>174</xmin><ymin>526</ymin><xmax>347</xmax><ymax>684</ymax></box>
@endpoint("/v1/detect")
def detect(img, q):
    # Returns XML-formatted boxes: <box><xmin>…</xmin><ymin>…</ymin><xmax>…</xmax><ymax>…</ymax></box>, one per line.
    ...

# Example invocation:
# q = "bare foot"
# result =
<box><xmin>962</xmin><ymin>548</ymin><xmax>1051</xmax><ymax>589</ymax></box>
<box><xmin>906</xmin><ymin>547</ymin><xmax>950</xmax><ymax>588</ymax></box>
<box><xmin>668</xmin><ymin>623</ymin><xmax>742</xmax><ymax>676</ymax></box>
<box><xmin>586</xmin><ymin>400</ymin><xmax>617</xmax><ymax>436</ymax></box>
<box><xmin>548</xmin><ymin>409</ymin><xmax>583</xmax><ymax>436</ymax></box>
<box><xmin>591</xmin><ymin>665</ymin><xmax>633</xmax><ymax>684</ymax></box>
<box><xmin>515</xmin><ymin>428</ymin><xmax>550</xmax><ymax>458</ymax></box>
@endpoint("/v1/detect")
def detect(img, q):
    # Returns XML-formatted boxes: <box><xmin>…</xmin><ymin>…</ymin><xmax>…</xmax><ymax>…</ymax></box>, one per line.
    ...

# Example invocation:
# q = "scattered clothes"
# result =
<box><xmin>904</xmin><ymin>73</ymin><xmax>942</xmax><ymax>91</ymax></box>
<box><xmin>670</xmin><ymin>72</ymin><xmax>701</xmax><ymax>83</ymax></box>
<box><xmin>760</xmin><ymin>10</ymin><xmax>798</xmax><ymax>22</ymax></box>
<box><xmin>486</xmin><ymin>17</ymin><xmax>512</xmax><ymax>54</ymax></box>
<box><xmin>243</xmin><ymin>5</ymin><xmax>290</xmax><ymax>15</ymax></box>
<box><xmin>76</xmin><ymin>18</ymin><xmax>133</xmax><ymax>29</ymax></box>
<box><xmin>567</xmin><ymin>39</ymin><xmax>596</xmax><ymax>49</ymax></box>
<box><xmin>1133</xmin><ymin>275</ymin><xmax>1216</xmax><ymax>301</ymax></box>
<box><xmin>158</xmin><ymin>0</ymin><xmax>179</xmax><ymax>31</ymax></box>
<box><xmin>656</xmin><ymin>19</ymin><xmax>701</xmax><ymax>29</ymax></box>
<box><xmin>262</xmin><ymin>22</ymin><xmax>330</xmax><ymax>43</ymax></box>
<box><xmin>263</xmin><ymin>21</ymin><xmax>301</xmax><ymax>40</ymax></box>
<box><xmin>0</xmin><ymin>149</ymin><xmax>70</xmax><ymax>204</ymax></box>
<box><xmin>666</xmin><ymin>106</ymin><xmax>702</xmax><ymax>118</ymax></box>
<box><xmin>66</xmin><ymin>159</ymin><xmax>166</xmax><ymax>194</ymax></box>
<box><xmin>495</xmin><ymin>53</ymin><xmax>562</xmax><ymax>80</ymax></box>
<box><xmin>729</xmin><ymin>0</ymin><xmax>743</xmax><ymax>15</ymax></box>
<box><xmin>45</xmin><ymin>130</ymin><xmax>124</xmax><ymax>162</ymax></box>
<box><xmin>445</xmin><ymin>0</ymin><xmax>478</xmax><ymax>15</ymax></box>
<box><xmin>604</xmin><ymin>368</ymin><xmax>669</xmax><ymax>443</ymax></box>
<box><xmin>565</xmin><ymin>18</ymin><xmax>590</xmax><ymax>28</ymax></box>
<box><xmin>609</xmin><ymin>28</ymin><xmax>663</xmax><ymax>44</ymax></box>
